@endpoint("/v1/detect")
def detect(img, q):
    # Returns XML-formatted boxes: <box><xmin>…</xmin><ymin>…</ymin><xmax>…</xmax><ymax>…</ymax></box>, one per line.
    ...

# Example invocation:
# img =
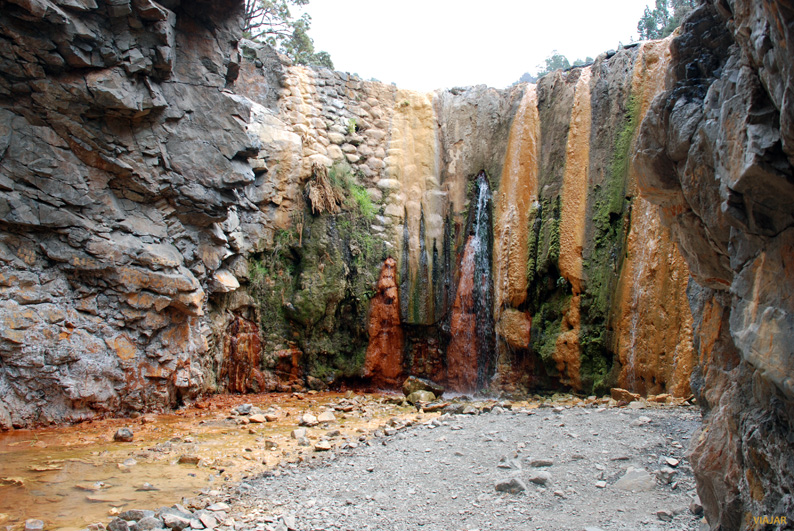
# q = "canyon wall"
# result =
<box><xmin>635</xmin><ymin>1</ymin><xmax>794</xmax><ymax>527</ymax></box>
<box><xmin>2</xmin><ymin>1</ymin><xmax>792</xmax><ymax>528</ymax></box>
<box><xmin>0</xmin><ymin>0</ymin><xmax>697</xmax><ymax>429</ymax></box>
<box><xmin>0</xmin><ymin>0</ymin><xmax>258</xmax><ymax>427</ymax></box>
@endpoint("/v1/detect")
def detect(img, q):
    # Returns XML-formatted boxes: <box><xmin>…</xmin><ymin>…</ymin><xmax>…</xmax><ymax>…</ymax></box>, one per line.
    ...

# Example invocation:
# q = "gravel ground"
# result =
<box><xmin>228</xmin><ymin>404</ymin><xmax>704</xmax><ymax>531</ymax></box>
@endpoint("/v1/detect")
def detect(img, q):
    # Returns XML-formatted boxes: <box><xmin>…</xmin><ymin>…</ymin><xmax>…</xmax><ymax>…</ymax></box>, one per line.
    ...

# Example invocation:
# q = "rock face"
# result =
<box><xmin>0</xmin><ymin>1</ymin><xmax>697</xmax><ymax>428</ymax></box>
<box><xmin>1</xmin><ymin>3</ymin><xmax>792</xmax><ymax>528</ymax></box>
<box><xmin>363</xmin><ymin>257</ymin><xmax>404</xmax><ymax>387</ymax></box>
<box><xmin>634</xmin><ymin>1</ymin><xmax>794</xmax><ymax>527</ymax></box>
<box><xmin>0</xmin><ymin>0</ymin><xmax>256</xmax><ymax>427</ymax></box>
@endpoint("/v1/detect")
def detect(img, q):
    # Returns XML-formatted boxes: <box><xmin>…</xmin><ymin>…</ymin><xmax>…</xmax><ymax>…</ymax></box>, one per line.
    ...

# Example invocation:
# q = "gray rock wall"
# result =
<box><xmin>634</xmin><ymin>1</ymin><xmax>794</xmax><ymax>527</ymax></box>
<box><xmin>0</xmin><ymin>0</ymin><xmax>257</xmax><ymax>427</ymax></box>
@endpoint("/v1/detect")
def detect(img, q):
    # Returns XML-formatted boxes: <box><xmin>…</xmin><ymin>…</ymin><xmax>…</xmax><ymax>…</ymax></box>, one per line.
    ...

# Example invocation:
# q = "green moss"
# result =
<box><xmin>248</xmin><ymin>159</ymin><xmax>386</xmax><ymax>384</ymax></box>
<box><xmin>530</xmin><ymin>290</ymin><xmax>572</xmax><ymax>374</ymax></box>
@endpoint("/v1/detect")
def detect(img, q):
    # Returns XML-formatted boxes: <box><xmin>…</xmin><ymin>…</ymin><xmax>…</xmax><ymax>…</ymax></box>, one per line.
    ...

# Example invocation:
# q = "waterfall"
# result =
<box><xmin>447</xmin><ymin>172</ymin><xmax>495</xmax><ymax>393</ymax></box>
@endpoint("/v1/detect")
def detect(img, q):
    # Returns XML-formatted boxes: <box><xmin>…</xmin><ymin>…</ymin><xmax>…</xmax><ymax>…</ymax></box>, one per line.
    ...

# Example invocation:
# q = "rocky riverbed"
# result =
<box><xmin>5</xmin><ymin>393</ymin><xmax>705</xmax><ymax>531</ymax></box>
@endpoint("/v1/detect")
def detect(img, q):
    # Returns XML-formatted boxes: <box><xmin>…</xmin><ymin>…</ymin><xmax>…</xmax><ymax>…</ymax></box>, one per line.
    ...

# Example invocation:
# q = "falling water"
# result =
<box><xmin>447</xmin><ymin>172</ymin><xmax>494</xmax><ymax>392</ymax></box>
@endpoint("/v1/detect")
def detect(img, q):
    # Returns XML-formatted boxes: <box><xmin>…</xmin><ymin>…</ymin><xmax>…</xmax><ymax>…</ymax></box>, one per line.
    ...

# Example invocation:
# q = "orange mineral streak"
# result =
<box><xmin>553</xmin><ymin>68</ymin><xmax>592</xmax><ymax>392</ymax></box>
<box><xmin>494</xmin><ymin>84</ymin><xmax>540</xmax><ymax>311</ymax></box>
<box><xmin>558</xmin><ymin>68</ymin><xmax>592</xmax><ymax>296</ymax></box>
<box><xmin>613</xmin><ymin>196</ymin><xmax>695</xmax><ymax>397</ymax></box>
<box><xmin>613</xmin><ymin>37</ymin><xmax>695</xmax><ymax>397</ymax></box>
<box><xmin>446</xmin><ymin>237</ymin><xmax>480</xmax><ymax>393</ymax></box>
<box><xmin>220</xmin><ymin>316</ymin><xmax>266</xmax><ymax>393</ymax></box>
<box><xmin>363</xmin><ymin>257</ymin><xmax>405</xmax><ymax>387</ymax></box>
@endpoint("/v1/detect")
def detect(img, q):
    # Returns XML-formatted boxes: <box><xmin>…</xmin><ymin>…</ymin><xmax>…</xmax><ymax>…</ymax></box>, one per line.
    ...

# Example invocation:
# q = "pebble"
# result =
<box><xmin>24</xmin><ymin>520</ymin><xmax>44</xmax><ymax>531</ymax></box>
<box><xmin>595</xmin><ymin>481</ymin><xmax>607</xmax><ymax>488</ymax></box>
<box><xmin>689</xmin><ymin>495</ymin><xmax>703</xmax><ymax>515</ymax></box>
<box><xmin>317</xmin><ymin>411</ymin><xmax>336</xmax><ymax>423</ymax></box>
<box><xmin>206</xmin><ymin>502</ymin><xmax>230</xmax><ymax>512</ymax></box>
<box><xmin>656</xmin><ymin>509</ymin><xmax>675</xmax><ymax>522</ymax></box>
<box><xmin>314</xmin><ymin>440</ymin><xmax>332</xmax><ymax>451</ymax></box>
<box><xmin>299</xmin><ymin>414</ymin><xmax>319</xmax><ymax>427</ymax></box>
<box><xmin>177</xmin><ymin>455</ymin><xmax>200</xmax><ymax>465</ymax></box>
<box><xmin>495</xmin><ymin>478</ymin><xmax>527</xmax><ymax>494</ymax></box>
<box><xmin>529</xmin><ymin>458</ymin><xmax>554</xmax><ymax>467</ymax></box>
<box><xmin>614</xmin><ymin>466</ymin><xmax>656</xmax><ymax>491</ymax></box>
<box><xmin>529</xmin><ymin>471</ymin><xmax>552</xmax><ymax>486</ymax></box>
<box><xmin>113</xmin><ymin>428</ymin><xmax>134</xmax><ymax>442</ymax></box>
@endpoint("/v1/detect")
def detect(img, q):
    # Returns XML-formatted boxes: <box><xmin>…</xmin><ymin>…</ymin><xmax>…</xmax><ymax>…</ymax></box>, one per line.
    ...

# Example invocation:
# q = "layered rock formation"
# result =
<box><xmin>635</xmin><ymin>1</ymin><xmax>794</xmax><ymax>527</ymax></box>
<box><xmin>0</xmin><ymin>0</ymin><xmax>257</xmax><ymax>427</ymax></box>
<box><xmin>2</xmin><ymin>1</ymin><xmax>792</xmax><ymax>528</ymax></box>
<box><xmin>0</xmin><ymin>0</ymin><xmax>697</xmax><ymax>428</ymax></box>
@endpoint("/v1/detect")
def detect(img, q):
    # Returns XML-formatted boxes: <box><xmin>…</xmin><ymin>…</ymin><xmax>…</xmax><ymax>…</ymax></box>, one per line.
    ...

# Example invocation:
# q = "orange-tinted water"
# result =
<box><xmin>0</xmin><ymin>392</ymin><xmax>412</xmax><ymax>530</ymax></box>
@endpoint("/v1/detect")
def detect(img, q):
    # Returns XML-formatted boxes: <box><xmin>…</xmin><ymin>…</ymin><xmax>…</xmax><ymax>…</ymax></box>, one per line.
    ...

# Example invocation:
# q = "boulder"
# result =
<box><xmin>402</xmin><ymin>376</ymin><xmax>444</xmax><ymax>397</ymax></box>
<box><xmin>406</xmin><ymin>390</ymin><xmax>435</xmax><ymax>405</ymax></box>
<box><xmin>113</xmin><ymin>428</ymin><xmax>134</xmax><ymax>442</ymax></box>
<box><xmin>610</xmin><ymin>388</ymin><xmax>640</xmax><ymax>403</ymax></box>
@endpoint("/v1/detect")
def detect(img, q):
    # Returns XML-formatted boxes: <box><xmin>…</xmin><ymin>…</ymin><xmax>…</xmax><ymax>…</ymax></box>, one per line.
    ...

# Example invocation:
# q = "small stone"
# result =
<box><xmin>162</xmin><ymin>512</ymin><xmax>191</xmax><ymax>530</ymax></box>
<box><xmin>615</xmin><ymin>467</ymin><xmax>656</xmax><ymax>491</ymax></box>
<box><xmin>406</xmin><ymin>390</ymin><xmax>435</xmax><ymax>405</ymax></box>
<box><xmin>265</xmin><ymin>413</ymin><xmax>280</xmax><ymax>422</ymax></box>
<box><xmin>656</xmin><ymin>509</ymin><xmax>674</xmax><ymax>522</ymax></box>
<box><xmin>595</xmin><ymin>480</ymin><xmax>607</xmax><ymax>488</ymax></box>
<box><xmin>665</xmin><ymin>457</ymin><xmax>680</xmax><ymax>467</ymax></box>
<box><xmin>249</xmin><ymin>414</ymin><xmax>266</xmax><ymax>423</ymax></box>
<box><xmin>136</xmin><ymin>482</ymin><xmax>159</xmax><ymax>491</ymax></box>
<box><xmin>529</xmin><ymin>471</ymin><xmax>552</xmax><ymax>486</ymax></box>
<box><xmin>314</xmin><ymin>440</ymin><xmax>332</xmax><ymax>451</ymax></box>
<box><xmin>177</xmin><ymin>455</ymin><xmax>200</xmax><ymax>465</ymax></box>
<box><xmin>107</xmin><ymin>517</ymin><xmax>130</xmax><ymax>531</ymax></box>
<box><xmin>610</xmin><ymin>388</ymin><xmax>641</xmax><ymax>403</ymax></box>
<box><xmin>135</xmin><ymin>516</ymin><xmax>165</xmax><ymax>530</ymax></box>
<box><xmin>119</xmin><ymin>510</ymin><xmax>155</xmax><ymax>521</ymax></box>
<box><xmin>495</xmin><ymin>478</ymin><xmax>527</xmax><ymax>494</ymax></box>
<box><xmin>690</xmin><ymin>495</ymin><xmax>703</xmax><ymax>515</ymax></box>
<box><xmin>264</xmin><ymin>439</ymin><xmax>279</xmax><ymax>450</ymax></box>
<box><xmin>317</xmin><ymin>411</ymin><xmax>336</xmax><ymax>423</ymax></box>
<box><xmin>529</xmin><ymin>458</ymin><xmax>554</xmax><ymax>467</ymax></box>
<box><xmin>235</xmin><ymin>404</ymin><xmax>252</xmax><ymax>415</ymax></box>
<box><xmin>206</xmin><ymin>502</ymin><xmax>230</xmax><ymax>512</ymax></box>
<box><xmin>113</xmin><ymin>428</ymin><xmax>134</xmax><ymax>442</ymax></box>
<box><xmin>291</xmin><ymin>428</ymin><xmax>307</xmax><ymax>439</ymax></box>
<box><xmin>199</xmin><ymin>512</ymin><xmax>218</xmax><ymax>528</ymax></box>
<box><xmin>299</xmin><ymin>414</ymin><xmax>319</xmax><ymax>427</ymax></box>
<box><xmin>402</xmin><ymin>376</ymin><xmax>444</xmax><ymax>397</ymax></box>
<box><xmin>281</xmin><ymin>513</ymin><xmax>297</xmax><ymax>530</ymax></box>
<box><xmin>24</xmin><ymin>520</ymin><xmax>44</xmax><ymax>531</ymax></box>
<box><xmin>497</xmin><ymin>456</ymin><xmax>521</xmax><ymax>470</ymax></box>
<box><xmin>631</xmin><ymin>416</ymin><xmax>652</xmax><ymax>426</ymax></box>
<box><xmin>657</xmin><ymin>466</ymin><xmax>676</xmax><ymax>484</ymax></box>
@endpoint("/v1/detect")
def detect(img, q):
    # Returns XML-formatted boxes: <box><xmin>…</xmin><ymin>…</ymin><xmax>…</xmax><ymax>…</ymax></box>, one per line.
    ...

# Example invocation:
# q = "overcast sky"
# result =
<box><xmin>302</xmin><ymin>0</ymin><xmax>654</xmax><ymax>91</ymax></box>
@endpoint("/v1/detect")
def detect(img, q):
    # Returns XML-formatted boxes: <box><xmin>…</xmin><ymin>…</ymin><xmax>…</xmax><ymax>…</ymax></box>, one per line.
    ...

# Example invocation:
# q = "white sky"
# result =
<box><xmin>302</xmin><ymin>0</ymin><xmax>654</xmax><ymax>92</ymax></box>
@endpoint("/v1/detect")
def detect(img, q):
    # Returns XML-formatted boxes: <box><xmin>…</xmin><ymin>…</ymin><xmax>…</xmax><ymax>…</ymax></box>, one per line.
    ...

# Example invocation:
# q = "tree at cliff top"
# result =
<box><xmin>244</xmin><ymin>0</ymin><xmax>334</xmax><ymax>68</ymax></box>
<box><xmin>515</xmin><ymin>52</ymin><xmax>594</xmax><ymax>83</ymax></box>
<box><xmin>636</xmin><ymin>0</ymin><xmax>696</xmax><ymax>40</ymax></box>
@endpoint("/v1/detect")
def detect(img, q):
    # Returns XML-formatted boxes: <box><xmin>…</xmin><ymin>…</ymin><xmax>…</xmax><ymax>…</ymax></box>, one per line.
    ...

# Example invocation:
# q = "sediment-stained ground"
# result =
<box><xmin>1</xmin><ymin>395</ymin><xmax>705</xmax><ymax>531</ymax></box>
